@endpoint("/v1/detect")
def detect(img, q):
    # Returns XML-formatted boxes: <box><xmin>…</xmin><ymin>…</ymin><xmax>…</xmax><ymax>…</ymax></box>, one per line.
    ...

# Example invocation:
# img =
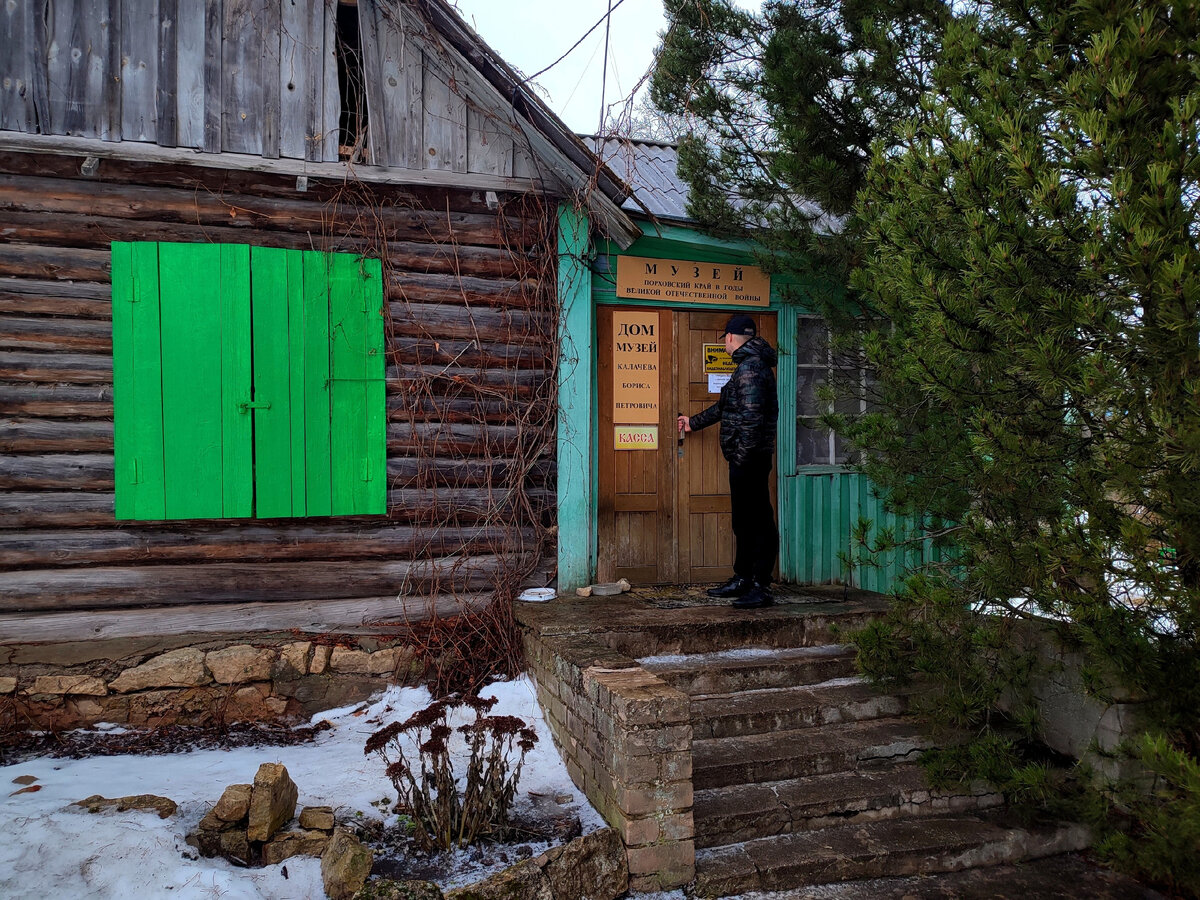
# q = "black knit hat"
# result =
<box><xmin>722</xmin><ymin>314</ymin><xmax>757</xmax><ymax>337</ymax></box>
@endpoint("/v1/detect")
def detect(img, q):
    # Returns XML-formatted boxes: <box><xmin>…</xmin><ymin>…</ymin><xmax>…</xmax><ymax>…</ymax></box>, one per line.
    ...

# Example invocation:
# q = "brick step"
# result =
<box><xmin>639</xmin><ymin>644</ymin><xmax>858</xmax><ymax>696</ymax></box>
<box><xmin>690</xmin><ymin>676</ymin><xmax>911</xmax><ymax>740</ymax></box>
<box><xmin>693</xmin><ymin>716</ymin><xmax>929</xmax><ymax>790</ymax></box>
<box><xmin>692</xmin><ymin>814</ymin><xmax>1092</xmax><ymax>898</ymax></box>
<box><xmin>693</xmin><ymin>764</ymin><xmax>1003</xmax><ymax>848</ymax></box>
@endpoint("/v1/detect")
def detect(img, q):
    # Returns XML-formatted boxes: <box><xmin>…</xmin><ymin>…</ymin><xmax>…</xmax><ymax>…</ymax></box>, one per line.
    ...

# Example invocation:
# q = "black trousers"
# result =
<box><xmin>729</xmin><ymin>452</ymin><xmax>778</xmax><ymax>584</ymax></box>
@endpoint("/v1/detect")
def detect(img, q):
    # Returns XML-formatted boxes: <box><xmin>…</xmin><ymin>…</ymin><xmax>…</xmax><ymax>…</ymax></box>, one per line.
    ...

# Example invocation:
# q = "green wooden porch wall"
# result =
<box><xmin>556</xmin><ymin>203</ymin><xmax>596</xmax><ymax>590</ymax></box>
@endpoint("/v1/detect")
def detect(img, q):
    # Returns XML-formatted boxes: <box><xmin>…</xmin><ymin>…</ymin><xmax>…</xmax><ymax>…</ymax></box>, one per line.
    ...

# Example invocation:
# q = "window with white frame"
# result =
<box><xmin>795</xmin><ymin>317</ymin><xmax>874</xmax><ymax>467</ymax></box>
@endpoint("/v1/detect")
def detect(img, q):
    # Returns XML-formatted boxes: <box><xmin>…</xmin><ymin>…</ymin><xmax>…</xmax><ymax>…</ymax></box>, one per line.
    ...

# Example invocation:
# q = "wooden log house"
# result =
<box><xmin>0</xmin><ymin>0</ymin><xmax>641</xmax><ymax>644</ymax></box>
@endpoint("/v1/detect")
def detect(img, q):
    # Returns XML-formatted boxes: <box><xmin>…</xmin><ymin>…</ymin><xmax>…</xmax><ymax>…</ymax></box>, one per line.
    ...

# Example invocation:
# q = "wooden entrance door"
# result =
<box><xmin>597</xmin><ymin>306</ymin><xmax>777</xmax><ymax>585</ymax></box>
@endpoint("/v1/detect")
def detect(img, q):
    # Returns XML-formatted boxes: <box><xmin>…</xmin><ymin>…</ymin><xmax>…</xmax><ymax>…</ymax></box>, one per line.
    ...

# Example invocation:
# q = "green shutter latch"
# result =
<box><xmin>238</xmin><ymin>399</ymin><xmax>272</xmax><ymax>413</ymax></box>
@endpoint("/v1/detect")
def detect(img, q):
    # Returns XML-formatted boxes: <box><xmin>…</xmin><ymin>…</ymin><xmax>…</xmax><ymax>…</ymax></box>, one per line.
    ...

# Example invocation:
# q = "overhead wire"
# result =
<box><xmin>525</xmin><ymin>0</ymin><xmax>629</xmax><ymax>82</ymax></box>
<box><xmin>598</xmin><ymin>0</ymin><xmax>614</xmax><ymax>134</ymax></box>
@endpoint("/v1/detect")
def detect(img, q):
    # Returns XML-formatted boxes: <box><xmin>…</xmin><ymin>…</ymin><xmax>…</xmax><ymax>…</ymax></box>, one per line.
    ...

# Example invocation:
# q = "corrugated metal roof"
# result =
<box><xmin>585</xmin><ymin>137</ymin><xmax>692</xmax><ymax>221</ymax></box>
<box><xmin>584</xmin><ymin>135</ymin><xmax>843</xmax><ymax>234</ymax></box>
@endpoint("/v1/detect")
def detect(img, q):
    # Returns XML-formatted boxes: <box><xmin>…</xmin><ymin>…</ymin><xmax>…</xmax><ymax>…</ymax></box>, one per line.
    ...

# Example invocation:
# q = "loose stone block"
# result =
<box><xmin>32</xmin><ymin>675</ymin><xmax>107</xmax><ymax>696</ymax></box>
<box><xmin>262</xmin><ymin>829</ymin><xmax>331</xmax><ymax>865</ymax></box>
<box><xmin>75</xmin><ymin>794</ymin><xmax>178</xmax><ymax>819</ymax></box>
<box><xmin>299</xmin><ymin>805</ymin><xmax>335</xmax><ymax>831</ymax></box>
<box><xmin>206</xmin><ymin>645</ymin><xmax>275</xmax><ymax>684</ymax></box>
<box><xmin>218</xmin><ymin>829</ymin><xmax>251</xmax><ymax>864</ymax></box>
<box><xmin>212</xmin><ymin>783</ymin><xmax>253</xmax><ymax>822</ymax></box>
<box><xmin>444</xmin><ymin>858</ymin><xmax>551</xmax><ymax>900</ymax></box>
<box><xmin>0</xmin><ymin>677</ymin><xmax>15</xmax><ymax>694</ymax></box>
<box><xmin>322</xmin><ymin>827</ymin><xmax>374</xmax><ymax>900</ymax></box>
<box><xmin>247</xmin><ymin>763</ymin><xmax>298</xmax><ymax>842</ymax></box>
<box><xmin>539</xmin><ymin>828</ymin><xmax>627</xmax><ymax>900</ymax></box>
<box><xmin>354</xmin><ymin>881</ymin><xmax>444</xmax><ymax>900</ymax></box>
<box><xmin>109</xmin><ymin>649</ymin><xmax>210</xmax><ymax>692</ymax></box>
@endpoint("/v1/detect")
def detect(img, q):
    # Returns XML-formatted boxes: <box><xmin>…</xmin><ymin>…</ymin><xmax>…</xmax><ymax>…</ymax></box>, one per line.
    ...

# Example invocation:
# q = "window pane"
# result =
<box><xmin>796</xmin><ymin>318</ymin><xmax>828</xmax><ymax>367</ymax></box>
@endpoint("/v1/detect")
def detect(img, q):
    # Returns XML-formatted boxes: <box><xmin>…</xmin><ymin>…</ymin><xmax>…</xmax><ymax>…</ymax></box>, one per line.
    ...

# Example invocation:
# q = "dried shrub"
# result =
<box><xmin>364</xmin><ymin>695</ymin><xmax>537</xmax><ymax>850</ymax></box>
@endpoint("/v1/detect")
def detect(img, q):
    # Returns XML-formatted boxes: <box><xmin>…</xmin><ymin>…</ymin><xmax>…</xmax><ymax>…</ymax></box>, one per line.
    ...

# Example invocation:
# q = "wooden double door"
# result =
<box><xmin>597</xmin><ymin>306</ymin><xmax>778</xmax><ymax>584</ymax></box>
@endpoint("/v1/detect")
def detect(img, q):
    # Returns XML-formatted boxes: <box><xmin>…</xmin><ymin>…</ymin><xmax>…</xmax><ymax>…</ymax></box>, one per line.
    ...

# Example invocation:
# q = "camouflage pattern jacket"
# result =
<box><xmin>689</xmin><ymin>336</ymin><xmax>778</xmax><ymax>466</ymax></box>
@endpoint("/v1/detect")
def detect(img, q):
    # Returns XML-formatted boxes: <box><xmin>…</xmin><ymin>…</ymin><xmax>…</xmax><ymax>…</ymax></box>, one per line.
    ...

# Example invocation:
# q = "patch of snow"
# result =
<box><xmin>0</xmin><ymin>676</ymin><xmax>599</xmax><ymax>899</ymax></box>
<box><xmin>639</xmin><ymin>644</ymin><xmax>852</xmax><ymax>667</ymax></box>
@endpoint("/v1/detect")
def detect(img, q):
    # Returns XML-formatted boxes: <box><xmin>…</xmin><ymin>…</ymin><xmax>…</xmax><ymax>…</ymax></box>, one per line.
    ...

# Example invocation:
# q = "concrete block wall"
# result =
<box><xmin>523</xmin><ymin>630</ymin><xmax>695</xmax><ymax>892</ymax></box>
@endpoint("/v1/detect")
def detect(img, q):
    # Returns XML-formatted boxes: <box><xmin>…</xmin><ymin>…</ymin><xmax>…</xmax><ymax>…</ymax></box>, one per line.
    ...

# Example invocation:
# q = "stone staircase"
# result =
<box><xmin>639</xmin><ymin>626</ymin><xmax>1090</xmax><ymax>897</ymax></box>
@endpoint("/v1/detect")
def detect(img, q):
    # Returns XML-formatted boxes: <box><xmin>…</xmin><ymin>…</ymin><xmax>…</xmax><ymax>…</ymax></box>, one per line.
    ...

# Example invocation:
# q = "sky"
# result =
<box><xmin>451</xmin><ymin>0</ymin><xmax>669</xmax><ymax>135</ymax></box>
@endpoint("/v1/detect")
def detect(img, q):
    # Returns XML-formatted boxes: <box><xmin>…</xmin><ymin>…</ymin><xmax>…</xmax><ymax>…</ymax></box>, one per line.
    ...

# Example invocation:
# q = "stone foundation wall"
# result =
<box><xmin>522</xmin><ymin>630</ymin><xmax>694</xmax><ymax>893</ymax></box>
<box><xmin>0</xmin><ymin>634</ymin><xmax>423</xmax><ymax>732</ymax></box>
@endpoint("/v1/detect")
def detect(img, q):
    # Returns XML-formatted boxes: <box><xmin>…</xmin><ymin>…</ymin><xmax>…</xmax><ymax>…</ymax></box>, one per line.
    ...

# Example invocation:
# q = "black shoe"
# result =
<box><xmin>732</xmin><ymin>584</ymin><xmax>774</xmax><ymax>609</ymax></box>
<box><xmin>707</xmin><ymin>575</ymin><xmax>752</xmax><ymax>598</ymax></box>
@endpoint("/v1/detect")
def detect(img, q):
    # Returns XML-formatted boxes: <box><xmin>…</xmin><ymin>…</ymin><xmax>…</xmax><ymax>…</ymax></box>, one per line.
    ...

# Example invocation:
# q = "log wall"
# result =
<box><xmin>0</xmin><ymin>151</ymin><xmax>558</xmax><ymax>625</ymax></box>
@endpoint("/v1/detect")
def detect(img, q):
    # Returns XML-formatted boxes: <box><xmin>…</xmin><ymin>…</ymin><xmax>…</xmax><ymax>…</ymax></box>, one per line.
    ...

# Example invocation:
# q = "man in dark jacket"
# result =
<box><xmin>678</xmin><ymin>314</ymin><xmax>779</xmax><ymax>608</ymax></box>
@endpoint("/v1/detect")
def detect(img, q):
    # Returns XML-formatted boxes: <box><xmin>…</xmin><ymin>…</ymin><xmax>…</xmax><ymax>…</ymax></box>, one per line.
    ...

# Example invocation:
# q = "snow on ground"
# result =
<box><xmin>0</xmin><ymin>676</ymin><xmax>603</xmax><ymax>900</ymax></box>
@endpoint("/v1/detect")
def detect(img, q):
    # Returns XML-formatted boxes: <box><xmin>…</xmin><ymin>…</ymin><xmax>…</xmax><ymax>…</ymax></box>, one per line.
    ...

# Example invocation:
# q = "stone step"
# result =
<box><xmin>693</xmin><ymin>764</ymin><xmax>1003</xmax><ymax>848</ymax></box>
<box><xmin>690</xmin><ymin>676</ymin><xmax>910</xmax><ymax>740</ymax></box>
<box><xmin>640</xmin><ymin>644</ymin><xmax>858</xmax><ymax>696</ymax></box>
<box><xmin>590</xmin><ymin>590</ymin><xmax>888</xmax><ymax>659</ymax></box>
<box><xmin>692</xmin><ymin>814</ymin><xmax>1092</xmax><ymax>898</ymax></box>
<box><xmin>693</xmin><ymin>717</ymin><xmax>929</xmax><ymax>790</ymax></box>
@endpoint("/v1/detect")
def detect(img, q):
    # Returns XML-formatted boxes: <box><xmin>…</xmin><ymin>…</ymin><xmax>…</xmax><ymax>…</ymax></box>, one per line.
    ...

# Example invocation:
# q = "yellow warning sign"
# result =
<box><xmin>703</xmin><ymin>343</ymin><xmax>735</xmax><ymax>374</ymax></box>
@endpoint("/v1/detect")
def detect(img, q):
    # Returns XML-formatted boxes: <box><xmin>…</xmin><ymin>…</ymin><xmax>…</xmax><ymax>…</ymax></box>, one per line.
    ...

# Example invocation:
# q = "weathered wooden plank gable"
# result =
<box><xmin>156</xmin><ymin>0</ymin><xmax>177</xmax><ymax>146</ymax></box>
<box><xmin>46</xmin><ymin>0</ymin><xmax>86</xmax><ymax>135</ymax></box>
<box><xmin>202</xmin><ymin>0</ymin><xmax>222</xmax><ymax>151</ymax></box>
<box><xmin>422</xmin><ymin>59</ymin><xmax>467</xmax><ymax>173</ymax></box>
<box><xmin>44</xmin><ymin>0</ymin><xmax>121</xmax><ymax>140</ymax></box>
<box><xmin>467</xmin><ymin>106</ymin><xmax>515</xmax><ymax>177</ymax></box>
<box><xmin>120</xmin><ymin>0</ymin><xmax>158</xmax><ymax>141</ymax></box>
<box><xmin>4</xmin><ymin>0</ymin><xmax>572</xmax><ymax>188</ymax></box>
<box><xmin>175</xmin><ymin>0</ymin><xmax>206</xmax><ymax>148</ymax></box>
<box><xmin>221</xmin><ymin>0</ymin><xmax>264</xmax><ymax>155</ymax></box>
<box><xmin>1</xmin><ymin>0</ymin><xmax>37</xmax><ymax>132</ymax></box>
<box><xmin>279</xmin><ymin>0</ymin><xmax>335</xmax><ymax>161</ymax></box>
<box><xmin>87</xmin><ymin>0</ymin><xmax>121</xmax><ymax>141</ymax></box>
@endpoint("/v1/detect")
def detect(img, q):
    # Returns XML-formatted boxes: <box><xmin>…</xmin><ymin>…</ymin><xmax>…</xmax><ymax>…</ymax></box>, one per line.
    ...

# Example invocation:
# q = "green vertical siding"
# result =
<box><xmin>781</xmin><ymin>470</ymin><xmax>930</xmax><ymax>593</ymax></box>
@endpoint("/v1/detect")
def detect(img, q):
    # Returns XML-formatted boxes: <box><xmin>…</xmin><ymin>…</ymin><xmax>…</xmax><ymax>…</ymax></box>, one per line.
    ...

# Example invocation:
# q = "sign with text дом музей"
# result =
<box><xmin>616</xmin><ymin>256</ymin><xmax>770</xmax><ymax>306</ymax></box>
<box><xmin>612</xmin><ymin>309</ymin><xmax>659</xmax><ymax>450</ymax></box>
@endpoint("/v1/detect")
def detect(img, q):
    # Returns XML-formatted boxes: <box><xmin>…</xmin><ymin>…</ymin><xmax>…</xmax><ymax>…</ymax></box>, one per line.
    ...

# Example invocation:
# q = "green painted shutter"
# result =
<box><xmin>113</xmin><ymin>242</ymin><xmax>384</xmax><ymax>520</ymax></box>
<box><xmin>250</xmin><ymin>247</ymin><xmax>300</xmax><ymax>518</ymax></box>
<box><xmin>113</xmin><ymin>242</ymin><xmax>253</xmax><ymax>520</ymax></box>
<box><xmin>159</xmin><ymin>242</ymin><xmax>253</xmax><ymax>518</ymax></box>
<box><xmin>112</xmin><ymin>242</ymin><xmax>167</xmax><ymax>520</ymax></box>
<box><xmin>327</xmin><ymin>253</ymin><xmax>386</xmax><ymax>515</ymax></box>
<box><xmin>301</xmin><ymin>251</ymin><xmax>334</xmax><ymax>516</ymax></box>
